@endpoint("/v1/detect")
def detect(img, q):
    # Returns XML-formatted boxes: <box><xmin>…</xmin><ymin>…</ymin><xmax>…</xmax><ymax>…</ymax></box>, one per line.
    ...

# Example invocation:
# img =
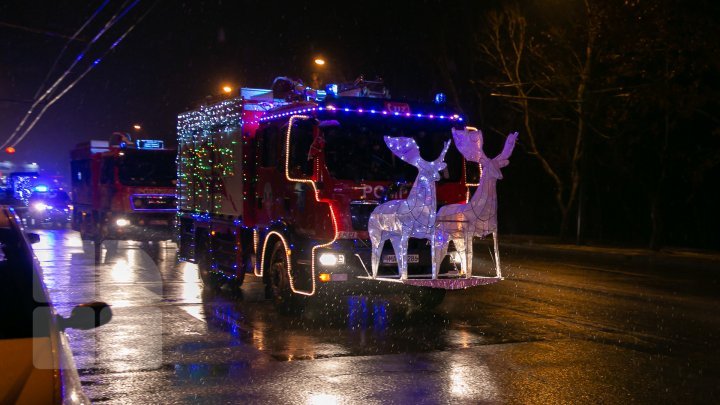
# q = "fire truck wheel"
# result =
<box><xmin>268</xmin><ymin>241</ymin><xmax>303</xmax><ymax>314</ymax></box>
<box><xmin>198</xmin><ymin>251</ymin><xmax>220</xmax><ymax>288</ymax></box>
<box><xmin>92</xmin><ymin>239</ymin><xmax>103</xmax><ymax>264</ymax></box>
<box><xmin>93</xmin><ymin>223</ymin><xmax>105</xmax><ymax>245</ymax></box>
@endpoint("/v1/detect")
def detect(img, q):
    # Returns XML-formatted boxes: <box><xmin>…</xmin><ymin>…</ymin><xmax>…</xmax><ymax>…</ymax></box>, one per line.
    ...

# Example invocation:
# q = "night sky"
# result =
<box><xmin>0</xmin><ymin>1</ymin><xmax>480</xmax><ymax>175</ymax></box>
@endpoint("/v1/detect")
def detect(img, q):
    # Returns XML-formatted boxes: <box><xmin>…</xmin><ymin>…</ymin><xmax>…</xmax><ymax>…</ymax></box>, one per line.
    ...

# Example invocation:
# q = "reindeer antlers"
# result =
<box><xmin>384</xmin><ymin>136</ymin><xmax>421</xmax><ymax>166</ymax></box>
<box><xmin>434</xmin><ymin>139</ymin><xmax>451</xmax><ymax>165</ymax></box>
<box><xmin>452</xmin><ymin>127</ymin><xmax>485</xmax><ymax>163</ymax></box>
<box><xmin>384</xmin><ymin>136</ymin><xmax>451</xmax><ymax>168</ymax></box>
<box><xmin>452</xmin><ymin>128</ymin><xmax>519</xmax><ymax>164</ymax></box>
<box><xmin>495</xmin><ymin>132</ymin><xmax>519</xmax><ymax>166</ymax></box>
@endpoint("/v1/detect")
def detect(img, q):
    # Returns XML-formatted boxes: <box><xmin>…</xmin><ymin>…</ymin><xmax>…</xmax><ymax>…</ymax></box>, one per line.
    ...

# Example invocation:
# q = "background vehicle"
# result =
<box><xmin>0</xmin><ymin>206</ymin><xmax>112</xmax><ymax>404</ymax></box>
<box><xmin>0</xmin><ymin>171</ymin><xmax>40</xmax><ymax>222</ymax></box>
<box><xmin>177</xmin><ymin>77</ymin><xmax>474</xmax><ymax>311</ymax></box>
<box><xmin>70</xmin><ymin>137</ymin><xmax>176</xmax><ymax>243</ymax></box>
<box><xmin>26</xmin><ymin>188</ymin><xmax>72</xmax><ymax>228</ymax></box>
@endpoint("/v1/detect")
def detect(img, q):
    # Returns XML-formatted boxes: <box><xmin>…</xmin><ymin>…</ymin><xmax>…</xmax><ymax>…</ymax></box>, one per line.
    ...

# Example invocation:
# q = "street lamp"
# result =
<box><xmin>133</xmin><ymin>124</ymin><xmax>142</xmax><ymax>130</ymax></box>
<box><xmin>222</xmin><ymin>85</ymin><xmax>233</xmax><ymax>94</ymax></box>
<box><xmin>312</xmin><ymin>57</ymin><xmax>327</xmax><ymax>89</ymax></box>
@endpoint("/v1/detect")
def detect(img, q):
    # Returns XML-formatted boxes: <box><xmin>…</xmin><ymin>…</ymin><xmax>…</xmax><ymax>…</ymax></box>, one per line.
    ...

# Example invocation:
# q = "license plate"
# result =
<box><xmin>382</xmin><ymin>254</ymin><xmax>419</xmax><ymax>264</ymax></box>
<box><xmin>149</xmin><ymin>220</ymin><xmax>168</xmax><ymax>225</ymax></box>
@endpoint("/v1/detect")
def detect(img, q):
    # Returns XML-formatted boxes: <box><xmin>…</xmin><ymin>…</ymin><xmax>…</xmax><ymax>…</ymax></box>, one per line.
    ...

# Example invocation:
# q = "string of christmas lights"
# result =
<box><xmin>177</xmin><ymin>98</ymin><xmax>243</xmax><ymax>214</ymax></box>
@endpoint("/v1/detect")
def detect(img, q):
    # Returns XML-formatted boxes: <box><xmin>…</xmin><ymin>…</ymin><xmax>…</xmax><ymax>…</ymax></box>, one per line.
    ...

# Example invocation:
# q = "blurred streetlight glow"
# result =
<box><xmin>222</xmin><ymin>85</ymin><xmax>233</xmax><ymax>94</ymax></box>
<box><xmin>133</xmin><ymin>124</ymin><xmax>142</xmax><ymax>130</ymax></box>
<box><xmin>314</xmin><ymin>58</ymin><xmax>326</xmax><ymax>66</ymax></box>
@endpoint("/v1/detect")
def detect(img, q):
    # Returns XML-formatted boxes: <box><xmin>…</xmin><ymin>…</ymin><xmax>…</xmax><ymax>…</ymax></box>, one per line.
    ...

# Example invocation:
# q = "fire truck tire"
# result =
<box><xmin>231</xmin><ymin>264</ymin><xmax>245</xmax><ymax>289</ymax></box>
<box><xmin>198</xmin><ymin>250</ymin><xmax>220</xmax><ymax>288</ymax></box>
<box><xmin>92</xmin><ymin>236</ymin><xmax>103</xmax><ymax>264</ymax></box>
<box><xmin>93</xmin><ymin>229</ymin><xmax>104</xmax><ymax>246</ymax></box>
<box><xmin>268</xmin><ymin>241</ymin><xmax>304</xmax><ymax>314</ymax></box>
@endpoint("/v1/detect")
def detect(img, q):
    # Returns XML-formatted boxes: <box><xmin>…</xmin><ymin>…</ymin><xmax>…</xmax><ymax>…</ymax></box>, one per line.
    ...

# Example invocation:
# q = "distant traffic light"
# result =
<box><xmin>5</xmin><ymin>146</ymin><xmax>15</xmax><ymax>154</ymax></box>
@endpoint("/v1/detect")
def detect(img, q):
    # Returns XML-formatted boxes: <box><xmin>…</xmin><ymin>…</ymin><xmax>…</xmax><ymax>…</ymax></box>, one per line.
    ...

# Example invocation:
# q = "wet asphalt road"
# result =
<box><xmin>33</xmin><ymin>229</ymin><xmax>720</xmax><ymax>404</ymax></box>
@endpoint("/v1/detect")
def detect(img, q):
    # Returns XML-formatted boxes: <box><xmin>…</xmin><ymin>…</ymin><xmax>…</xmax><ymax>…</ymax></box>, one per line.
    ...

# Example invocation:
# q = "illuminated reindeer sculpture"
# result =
<box><xmin>432</xmin><ymin>128</ymin><xmax>518</xmax><ymax>279</ymax></box>
<box><xmin>369</xmin><ymin>136</ymin><xmax>451</xmax><ymax>280</ymax></box>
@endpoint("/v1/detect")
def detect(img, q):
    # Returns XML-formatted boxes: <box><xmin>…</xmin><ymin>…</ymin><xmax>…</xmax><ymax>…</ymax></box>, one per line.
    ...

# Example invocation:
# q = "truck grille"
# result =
<box><xmin>350</xmin><ymin>201</ymin><xmax>378</xmax><ymax>231</ymax></box>
<box><xmin>131</xmin><ymin>194</ymin><xmax>176</xmax><ymax>211</ymax></box>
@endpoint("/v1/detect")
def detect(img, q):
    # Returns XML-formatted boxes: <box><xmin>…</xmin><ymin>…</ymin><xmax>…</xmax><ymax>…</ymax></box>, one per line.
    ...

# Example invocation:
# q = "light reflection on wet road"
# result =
<box><xmin>33</xmin><ymin>229</ymin><xmax>720</xmax><ymax>403</ymax></box>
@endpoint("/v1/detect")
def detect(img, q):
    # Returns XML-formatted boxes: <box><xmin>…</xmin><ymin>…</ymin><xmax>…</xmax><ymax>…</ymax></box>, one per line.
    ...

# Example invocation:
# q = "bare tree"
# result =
<box><xmin>478</xmin><ymin>2</ymin><xmax>600</xmax><ymax>239</ymax></box>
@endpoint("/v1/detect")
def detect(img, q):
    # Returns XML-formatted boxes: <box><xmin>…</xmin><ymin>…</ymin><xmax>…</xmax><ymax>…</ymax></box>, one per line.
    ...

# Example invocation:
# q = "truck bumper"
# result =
<box><xmin>103</xmin><ymin>213</ymin><xmax>175</xmax><ymax>241</ymax></box>
<box><xmin>308</xmin><ymin>238</ymin><xmax>458</xmax><ymax>294</ymax></box>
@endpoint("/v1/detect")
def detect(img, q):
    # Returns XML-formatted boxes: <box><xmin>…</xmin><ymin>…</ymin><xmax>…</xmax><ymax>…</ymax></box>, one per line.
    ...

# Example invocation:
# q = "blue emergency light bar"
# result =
<box><xmin>136</xmin><ymin>139</ymin><xmax>164</xmax><ymax>149</ymax></box>
<box><xmin>258</xmin><ymin>105</ymin><xmax>463</xmax><ymax>123</ymax></box>
<box><xmin>34</xmin><ymin>185</ymin><xmax>49</xmax><ymax>192</ymax></box>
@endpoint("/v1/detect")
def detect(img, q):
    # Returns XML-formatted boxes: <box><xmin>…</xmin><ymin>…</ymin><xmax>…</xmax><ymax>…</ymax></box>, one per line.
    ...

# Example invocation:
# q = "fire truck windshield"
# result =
<box><xmin>117</xmin><ymin>149</ymin><xmax>176</xmax><ymax>187</ymax></box>
<box><xmin>322</xmin><ymin>119</ymin><xmax>462</xmax><ymax>183</ymax></box>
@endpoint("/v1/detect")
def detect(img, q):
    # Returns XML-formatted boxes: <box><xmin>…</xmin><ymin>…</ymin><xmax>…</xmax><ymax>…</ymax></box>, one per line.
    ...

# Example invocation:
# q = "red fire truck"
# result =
<box><xmin>70</xmin><ymin>137</ymin><xmax>177</xmax><ymax>243</ymax></box>
<box><xmin>177</xmin><ymin>77</ymin><xmax>480</xmax><ymax>310</ymax></box>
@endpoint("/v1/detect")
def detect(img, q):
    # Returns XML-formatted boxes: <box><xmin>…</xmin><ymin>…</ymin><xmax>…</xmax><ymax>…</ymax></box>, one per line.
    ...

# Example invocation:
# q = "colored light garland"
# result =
<box><xmin>178</xmin><ymin>98</ymin><xmax>241</xmax><ymax>214</ymax></box>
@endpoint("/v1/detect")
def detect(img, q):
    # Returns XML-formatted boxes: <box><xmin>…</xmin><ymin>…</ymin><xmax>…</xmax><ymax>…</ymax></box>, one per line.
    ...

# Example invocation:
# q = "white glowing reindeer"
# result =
<box><xmin>432</xmin><ymin>128</ymin><xmax>518</xmax><ymax>279</ymax></box>
<box><xmin>369</xmin><ymin>136</ymin><xmax>451</xmax><ymax>280</ymax></box>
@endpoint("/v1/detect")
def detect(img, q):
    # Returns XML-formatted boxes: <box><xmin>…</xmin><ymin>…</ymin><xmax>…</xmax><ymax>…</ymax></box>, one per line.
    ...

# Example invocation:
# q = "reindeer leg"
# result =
<box><xmin>493</xmin><ymin>231</ymin><xmax>502</xmax><ymax>279</ymax></box>
<box><xmin>390</xmin><ymin>234</ymin><xmax>409</xmax><ymax>280</ymax></box>
<box><xmin>399</xmin><ymin>234</ymin><xmax>410</xmax><ymax>280</ymax></box>
<box><xmin>369</xmin><ymin>222</ymin><xmax>382</xmax><ymax>278</ymax></box>
<box><xmin>432</xmin><ymin>230</ymin><xmax>447</xmax><ymax>280</ymax></box>
<box><xmin>388</xmin><ymin>236</ymin><xmax>400</xmax><ymax>279</ymax></box>
<box><xmin>464</xmin><ymin>233</ymin><xmax>474</xmax><ymax>278</ymax></box>
<box><xmin>430</xmin><ymin>233</ymin><xmax>437</xmax><ymax>280</ymax></box>
<box><xmin>451</xmin><ymin>235</ymin><xmax>466</xmax><ymax>276</ymax></box>
<box><xmin>371</xmin><ymin>241</ymin><xmax>381</xmax><ymax>279</ymax></box>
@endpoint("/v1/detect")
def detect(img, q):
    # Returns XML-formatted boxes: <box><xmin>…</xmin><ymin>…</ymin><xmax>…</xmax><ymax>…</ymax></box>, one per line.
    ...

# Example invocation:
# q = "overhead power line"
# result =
<box><xmin>33</xmin><ymin>0</ymin><xmax>111</xmax><ymax>100</ymax></box>
<box><xmin>1</xmin><ymin>0</ymin><xmax>141</xmax><ymax>149</ymax></box>
<box><xmin>6</xmin><ymin>0</ymin><xmax>160</xmax><ymax>149</ymax></box>
<box><xmin>0</xmin><ymin>21</ymin><xmax>88</xmax><ymax>42</ymax></box>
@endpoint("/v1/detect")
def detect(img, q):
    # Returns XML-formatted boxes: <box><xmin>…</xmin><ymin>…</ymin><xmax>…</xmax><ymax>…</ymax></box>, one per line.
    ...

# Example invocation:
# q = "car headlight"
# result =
<box><xmin>32</xmin><ymin>202</ymin><xmax>48</xmax><ymax>211</ymax></box>
<box><xmin>115</xmin><ymin>218</ymin><xmax>130</xmax><ymax>227</ymax></box>
<box><xmin>318</xmin><ymin>253</ymin><xmax>345</xmax><ymax>266</ymax></box>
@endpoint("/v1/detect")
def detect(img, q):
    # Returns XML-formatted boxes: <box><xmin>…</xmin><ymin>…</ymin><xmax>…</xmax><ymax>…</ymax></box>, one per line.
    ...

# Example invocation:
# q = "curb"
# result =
<box><xmin>486</xmin><ymin>238</ymin><xmax>720</xmax><ymax>272</ymax></box>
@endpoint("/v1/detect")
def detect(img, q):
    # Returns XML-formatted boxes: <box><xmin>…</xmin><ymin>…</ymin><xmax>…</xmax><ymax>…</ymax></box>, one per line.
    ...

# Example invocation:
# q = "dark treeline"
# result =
<box><xmin>421</xmin><ymin>0</ymin><xmax>719</xmax><ymax>250</ymax></box>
